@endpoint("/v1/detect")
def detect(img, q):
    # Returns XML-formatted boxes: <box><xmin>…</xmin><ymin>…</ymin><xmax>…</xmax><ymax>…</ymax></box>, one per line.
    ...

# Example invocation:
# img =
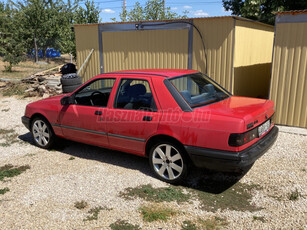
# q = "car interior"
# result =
<box><xmin>115</xmin><ymin>80</ymin><xmax>157</xmax><ymax>111</ymax></box>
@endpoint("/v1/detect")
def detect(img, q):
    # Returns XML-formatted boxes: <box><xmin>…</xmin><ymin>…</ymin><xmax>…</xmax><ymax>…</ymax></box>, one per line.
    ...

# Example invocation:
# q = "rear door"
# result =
<box><xmin>105</xmin><ymin>77</ymin><xmax>162</xmax><ymax>155</ymax></box>
<box><xmin>59</xmin><ymin>78</ymin><xmax>116</xmax><ymax>147</ymax></box>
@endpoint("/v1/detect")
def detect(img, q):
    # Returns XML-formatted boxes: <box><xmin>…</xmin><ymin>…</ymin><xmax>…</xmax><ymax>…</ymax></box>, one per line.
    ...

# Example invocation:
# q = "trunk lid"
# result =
<box><xmin>194</xmin><ymin>96</ymin><xmax>275</xmax><ymax>131</ymax></box>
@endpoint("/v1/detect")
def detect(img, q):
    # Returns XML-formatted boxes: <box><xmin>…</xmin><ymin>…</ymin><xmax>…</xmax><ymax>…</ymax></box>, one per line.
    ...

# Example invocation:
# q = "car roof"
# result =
<box><xmin>96</xmin><ymin>69</ymin><xmax>199</xmax><ymax>79</ymax></box>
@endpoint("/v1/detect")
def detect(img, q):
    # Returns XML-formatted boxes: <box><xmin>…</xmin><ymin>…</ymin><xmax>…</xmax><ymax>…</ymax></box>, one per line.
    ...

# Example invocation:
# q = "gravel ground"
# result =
<box><xmin>0</xmin><ymin>96</ymin><xmax>306</xmax><ymax>230</ymax></box>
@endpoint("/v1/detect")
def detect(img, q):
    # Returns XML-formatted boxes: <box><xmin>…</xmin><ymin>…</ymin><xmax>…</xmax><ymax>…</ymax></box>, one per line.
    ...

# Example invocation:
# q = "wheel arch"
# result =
<box><xmin>145</xmin><ymin>134</ymin><xmax>188</xmax><ymax>158</ymax></box>
<box><xmin>30</xmin><ymin>113</ymin><xmax>52</xmax><ymax>129</ymax></box>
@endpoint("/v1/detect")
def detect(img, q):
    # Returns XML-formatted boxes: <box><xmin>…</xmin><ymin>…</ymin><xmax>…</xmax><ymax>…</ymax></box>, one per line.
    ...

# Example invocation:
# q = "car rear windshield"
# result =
<box><xmin>169</xmin><ymin>73</ymin><xmax>230</xmax><ymax>108</ymax></box>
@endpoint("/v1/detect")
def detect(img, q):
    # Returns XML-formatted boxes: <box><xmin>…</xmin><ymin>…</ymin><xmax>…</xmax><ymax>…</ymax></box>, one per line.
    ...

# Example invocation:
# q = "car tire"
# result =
<box><xmin>31</xmin><ymin>117</ymin><xmax>55</xmax><ymax>149</ymax></box>
<box><xmin>62</xmin><ymin>84</ymin><xmax>81</xmax><ymax>93</ymax></box>
<box><xmin>149</xmin><ymin>141</ymin><xmax>188</xmax><ymax>184</ymax></box>
<box><xmin>61</xmin><ymin>76</ymin><xmax>82</xmax><ymax>86</ymax></box>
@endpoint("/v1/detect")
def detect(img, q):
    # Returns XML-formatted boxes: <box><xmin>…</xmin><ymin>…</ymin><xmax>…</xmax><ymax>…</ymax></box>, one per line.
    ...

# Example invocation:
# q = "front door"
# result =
<box><xmin>105</xmin><ymin>78</ymin><xmax>161</xmax><ymax>155</ymax></box>
<box><xmin>59</xmin><ymin>78</ymin><xmax>116</xmax><ymax>147</ymax></box>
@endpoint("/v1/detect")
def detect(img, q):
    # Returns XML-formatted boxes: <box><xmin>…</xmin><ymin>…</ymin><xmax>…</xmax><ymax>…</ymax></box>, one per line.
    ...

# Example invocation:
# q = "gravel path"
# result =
<box><xmin>0</xmin><ymin>96</ymin><xmax>306</xmax><ymax>230</ymax></box>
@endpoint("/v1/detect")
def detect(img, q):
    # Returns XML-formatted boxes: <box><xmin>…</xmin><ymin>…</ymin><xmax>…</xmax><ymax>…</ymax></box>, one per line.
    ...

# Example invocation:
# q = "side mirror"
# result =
<box><xmin>60</xmin><ymin>95</ymin><xmax>74</xmax><ymax>105</ymax></box>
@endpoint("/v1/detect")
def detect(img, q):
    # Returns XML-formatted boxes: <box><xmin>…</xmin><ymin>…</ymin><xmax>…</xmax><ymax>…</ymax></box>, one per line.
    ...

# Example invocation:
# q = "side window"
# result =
<box><xmin>114</xmin><ymin>79</ymin><xmax>157</xmax><ymax>111</ymax></box>
<box><xmin>74</xmin><ymin>78</ymin><xmax>115</xmax><ymax>107</ymax></box>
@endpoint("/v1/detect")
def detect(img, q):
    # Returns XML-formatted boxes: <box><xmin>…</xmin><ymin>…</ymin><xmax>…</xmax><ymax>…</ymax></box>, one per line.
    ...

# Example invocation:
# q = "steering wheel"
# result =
<box><xmin>90</xmin><ymin>91</ymin><xmax>106</xmax><ymax>106</ymax></box>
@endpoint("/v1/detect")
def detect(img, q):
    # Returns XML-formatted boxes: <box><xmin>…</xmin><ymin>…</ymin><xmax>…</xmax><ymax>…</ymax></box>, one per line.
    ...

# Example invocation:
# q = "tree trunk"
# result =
<box><xmin>34</xmin><ymin>34</ymin><xmax>38</xmax><ymax>63</ymax></box>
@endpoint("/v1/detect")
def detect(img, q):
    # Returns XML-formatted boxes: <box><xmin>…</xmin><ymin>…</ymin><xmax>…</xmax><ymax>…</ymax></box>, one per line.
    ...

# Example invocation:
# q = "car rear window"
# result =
<box><xmin>169</xmin><ymin>73</ymin><xmax>230</xmax><ymax>108</ymax></box>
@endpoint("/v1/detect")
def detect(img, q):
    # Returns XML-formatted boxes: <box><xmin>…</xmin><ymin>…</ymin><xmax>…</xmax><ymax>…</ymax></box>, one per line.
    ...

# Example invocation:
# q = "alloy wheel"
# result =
<box><xmin>151</xmin><ymin>144</ymin><xmax>184</xmax><ymax>181</ymax></box>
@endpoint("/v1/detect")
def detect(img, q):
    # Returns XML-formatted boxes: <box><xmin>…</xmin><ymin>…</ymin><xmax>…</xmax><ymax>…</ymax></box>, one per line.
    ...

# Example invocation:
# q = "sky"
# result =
<box><xmin>79</xmin><ymin>0</ymin><xmax>232</xmax><ymax>22</ymax></box>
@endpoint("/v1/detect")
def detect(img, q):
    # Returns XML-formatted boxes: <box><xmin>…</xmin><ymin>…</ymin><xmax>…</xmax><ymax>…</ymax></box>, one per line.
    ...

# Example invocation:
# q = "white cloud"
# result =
<box><xmin>183</xmin><ymin>5</ymin><xmax>192</xmax><ymax>9</ymax></box>
<box><xmin>101</xmin><ymin>9</ymin><xmax>115</xmax><ymax>14</ymax></box>
<box><xmin>171</xmin><ymin>7</ymin><xmax>178</xmax><ymax>10</ymax></box>
<box><xmin>193</xmin><ymin>10</ymin><xmax>209</xmax><ymax>16</ymax></box>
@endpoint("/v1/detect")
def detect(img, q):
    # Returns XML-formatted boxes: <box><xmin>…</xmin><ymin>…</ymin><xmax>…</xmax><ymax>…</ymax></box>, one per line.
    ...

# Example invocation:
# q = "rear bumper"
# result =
<box><xmin>184</xmin><ymin>126</ymin><xmax>279</xmax><ymax>172</ymax></box>
<box><xmin>21</xmin><ymin>116</ymin><xmax>31</xmax><ymax>130</ymax></box>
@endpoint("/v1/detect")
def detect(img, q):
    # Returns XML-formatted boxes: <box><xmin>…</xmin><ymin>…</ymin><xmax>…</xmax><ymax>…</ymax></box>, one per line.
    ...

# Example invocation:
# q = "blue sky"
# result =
<box><xmin>79</xmin><ymin>0</ymin><xmax>232</xmax><ymax>22</ymax></box>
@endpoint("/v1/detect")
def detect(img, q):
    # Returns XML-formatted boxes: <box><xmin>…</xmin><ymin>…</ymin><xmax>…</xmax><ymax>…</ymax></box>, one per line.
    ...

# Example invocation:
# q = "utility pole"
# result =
<box><xmin>162</xmin><ymin>0</ymin><xmax>165</xmax><ymax>16</ymax></box>
<box><xmin>122</xmin><ymin>0</ymin><xmax>127</xmax><ymax>21</ymax></box>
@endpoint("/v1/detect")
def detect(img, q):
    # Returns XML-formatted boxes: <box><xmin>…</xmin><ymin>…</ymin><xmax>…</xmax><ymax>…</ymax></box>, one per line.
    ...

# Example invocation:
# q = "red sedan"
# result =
<box><xmin>22</xmin><ymin>69</ymin><xmax>278</xmax><ymax>183</ymax></box>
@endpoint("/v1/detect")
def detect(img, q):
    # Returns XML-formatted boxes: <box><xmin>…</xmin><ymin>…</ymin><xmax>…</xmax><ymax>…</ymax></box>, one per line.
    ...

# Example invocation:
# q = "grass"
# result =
<box><xmin>181</xmin><ymin>217</ymin><xmax>228</xmax><ymax>230</ymax></box>
<box><xmin>1</xmin><ymin>108</ymin><xmax>9</xmax><ymax>112</ymax></box>
<box><xmin>68</xmin><ymin>157</ymin><xmax>75</xmax><ymax>160</ymax></box>
<box><xmin>2</xmin><ymin>83</ymin><xmax>28</xmax><ymax>97</ymax></box>
<box><xmin>109</xmin><ymin>220</ymin><xmax>141</xmax><ymax>230</ymax></box>
<box><xmin>0</xmin><ymin>55</ymin><xmax>71</xmax><ymax>80</ymax></box>
<box><xmin>181</xmin><ymin>220</ymin><xmax>198</xmax><ymax>230</ymax></box>
<box><xmin>253</xmin><ymin>215</ymin><xmax>266</xmax><ymax>223</ymax></box>
<box><xmin>74</xmin><ymin>200</ymin><xmax>88</xmax><ymax>210</ymax></box>
<box><xmin>122</xmin><ymin>182</ymin><xmax>262</xmax><ymax>213</ymax></box>
<box><xmin>198</xmin><ymin>217</ymin><xmax>228</xmax><ymax>230</ymax></box>
<box><xmin>0</xmin><ymin>187</ymin><xmax>10</xmax><ymax>195</ymax></box>
<box><xmin>189</xmin><ymin>182</ymin><xmax>262</xmax><ymax>212</ymax></box>
<box><xmin>288</xmin><ymin>189</ymin><xmax>301</xmax><ymax>201</ymax></box>
<box><xmin>0</xmin><ymin>164</ymin><xmax>30</xmax><ymax>181</ymax></box>
<box><xmin>139</xmin><ymin>204</ymin><xmax>177</xmax><ymax>222</ymax></box>
<box><xmin>83</xmin><ymin>206</ymin><xmax>112</xmax><ymax>221</ymax></box>
<box><xmin>120</xmin><ymin>184</ymin><xmax>191</xmax><ymax>203</ymax></box>
<box><xmin>0</xmin><ymin>128</ymin><xmax>20</xmax><ymax>147</ymax></box>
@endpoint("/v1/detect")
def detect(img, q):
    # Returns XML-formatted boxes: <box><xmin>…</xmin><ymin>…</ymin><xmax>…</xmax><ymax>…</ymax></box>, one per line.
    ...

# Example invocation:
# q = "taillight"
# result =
<box><xmin>229</xmin><ymin>128</ymin><xmax>258</xmax><ymax>147</ymax></box>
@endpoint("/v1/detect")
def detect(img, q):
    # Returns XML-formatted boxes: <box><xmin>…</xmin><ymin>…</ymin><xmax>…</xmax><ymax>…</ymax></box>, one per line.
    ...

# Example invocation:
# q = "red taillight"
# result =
<box><xmin>229</xmin><ymin>128</ymin><xmax>258</xmax><ymax>147</ymax></box>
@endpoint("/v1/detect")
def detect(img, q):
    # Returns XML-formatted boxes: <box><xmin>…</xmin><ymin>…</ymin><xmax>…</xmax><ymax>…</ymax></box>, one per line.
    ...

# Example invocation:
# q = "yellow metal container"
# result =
<box><xmin>270</xmin><ymin>11</ymin><xmax>307</xmax><ymax>128</ymax></box>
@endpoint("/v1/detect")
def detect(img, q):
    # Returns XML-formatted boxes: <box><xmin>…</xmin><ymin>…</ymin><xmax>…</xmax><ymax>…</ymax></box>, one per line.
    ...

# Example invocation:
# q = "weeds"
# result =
<box><xmin>139</xmin><ymin>204</ymin><xmax>177</xmax><ymax>222</ymax></box>
<box><xmin>0</xmin><ymin>128</ymin><xmax>20</xmax><ymax>147</ymax></box>
<box><xmin>0</xmin><ymin>187</ymin><xmax>10</xmax><ymax>195</ymax></box>
<box><xmin>120</xmin><ymin>184</ymin><xmax>190</xmax><ymax>203</ymax></box>
<box><xmin>0</xmin><ymin>164</ymin><xmax>30</xmax><ymax>181</ymax></box>
<box><xmin>181</xmin><ymin>220</ymin><xmax>197</xmax><ymax>230</ymax></box>
<box><xmin>109</xmin><ymin>220</ymin><xmax>141</xmax><ymax>230</ymax></box>
<box><xmin>83</xmin><ymin>206</ymin><xmax>112</xmax><ymax>221</ymax></box>
<box><xmin>2</xmin><ymin>83</ymin><xmax>27</xmax><ymax>97</ymax></box>
<box><xmin>68</xmin><ymin>157</ymin><xmax>75</xmax><ymax>160</ymax></box>
<box><xmin>74</xmin><ymin>200</ymin><xmax>88</xmax><ymax>210</ymax></box>
<box><xmin>189</xmin><ymin>182</ymin><xmax>262</xmax><ymax>212</ymax></box>
<box><xmin>289</xmin><ymin>189</ymin><xmax>301</xmax><ymax>201</ymax></box>
<box><xmin>253</xmin><ymin>216</ymin><xmax>266</xmax><ymax>223</ymax></box>
<box><xmin>1</xmin><ymin>108</ymin><xmax>9</xmax><ymax>112</ymax></box>
<box><xmin>198</xmin><ymin>216</ymin><xmax>228</xmax><ymax>230</ymax></box>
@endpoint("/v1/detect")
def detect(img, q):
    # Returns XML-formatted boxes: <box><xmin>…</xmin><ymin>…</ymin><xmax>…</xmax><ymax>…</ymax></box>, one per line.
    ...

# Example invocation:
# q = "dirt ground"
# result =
<box><xmin>0</xmin><ymin>96</ymin><xmax>306</xmax><ymax>230</ymax></box>
<box><xmin>0</xmin><ymin>54</ymin><xmax>73</xmax><ymax>80</ymax></box>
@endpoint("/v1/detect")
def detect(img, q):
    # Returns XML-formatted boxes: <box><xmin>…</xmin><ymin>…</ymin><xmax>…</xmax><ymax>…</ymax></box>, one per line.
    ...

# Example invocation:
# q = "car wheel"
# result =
<box><xmin>149</xmin><ymin>142</ymin><xmax>188</xmax><ymax>184</ymax></box>
<box><xmin>61</xmin><ymin>76</ymin><xmax>82</xmax><ymax>86</ymax></box>
<box><xmin>31</xmin><ymin>117</ymin><xmax>54</xmax><ymax>149</ymax></box>
<box><xmin>62</xmin><ymin>84</ymin><xmax>80</xmax><ymax>93</ymax></box>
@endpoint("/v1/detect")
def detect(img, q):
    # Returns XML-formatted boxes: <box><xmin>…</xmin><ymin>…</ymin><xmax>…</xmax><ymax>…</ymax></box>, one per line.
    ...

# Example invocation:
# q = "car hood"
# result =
<box><xmin>194</xmin><ymin>96</ymin><xmax>275</xmax><ymax>130</ymax></box>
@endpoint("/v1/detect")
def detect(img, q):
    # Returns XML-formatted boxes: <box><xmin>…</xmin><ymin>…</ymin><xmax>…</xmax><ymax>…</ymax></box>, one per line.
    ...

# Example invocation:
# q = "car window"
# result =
<box><xmin>114</xmin><ymin>79</ymin><xmax>157</xmax><ymax>111</ymax></box>
<box><xmin>74</xmin><ymin>78</ymin><xmax>116</xmax><ymax>107</ymax></box>
<box><xmin>169</xmin><ymin>73</ymin><xmax>230</xmax><ymax>108</ymax></box>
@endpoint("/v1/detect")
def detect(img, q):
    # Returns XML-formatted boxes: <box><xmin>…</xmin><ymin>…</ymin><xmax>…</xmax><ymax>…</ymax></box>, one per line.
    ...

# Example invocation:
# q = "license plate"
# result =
<box><xmin>258</xmin><ymin>120</ymin><xmax>271</xmax><ymax>137</ymax></box>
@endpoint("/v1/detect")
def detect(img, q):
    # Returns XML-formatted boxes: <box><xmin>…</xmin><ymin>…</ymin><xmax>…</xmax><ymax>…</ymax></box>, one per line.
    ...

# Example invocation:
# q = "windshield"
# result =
<box><xmin>169</xmin><ymin>73</ymin><xmax>230</xmax><ymax>108</ymax></box>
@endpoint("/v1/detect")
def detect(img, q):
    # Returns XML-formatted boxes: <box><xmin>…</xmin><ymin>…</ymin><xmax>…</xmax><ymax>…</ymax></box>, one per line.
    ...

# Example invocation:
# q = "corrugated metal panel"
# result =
<box><xmin>270</xmin><ymin>22</ymin><xmax>307</xmax><ymax>128</ymax></box>
<box><xmin>192</xmin><ymin>18</ymin><xmax>234</xmax><ymax>93</ymax></box>
<box><xmin>102</xmin><ymin>29</ymin><xmax>188</xmax><ymax>73</ymax></box>
<box><xmin>234</xmin><ymin>20</ymin><xmax>274</xmax><ymax>67</ymax></box>
<box><xmin>75</xmin><ymin>25</ymin><xmax>100</xmax><ymax>82</ymax></box>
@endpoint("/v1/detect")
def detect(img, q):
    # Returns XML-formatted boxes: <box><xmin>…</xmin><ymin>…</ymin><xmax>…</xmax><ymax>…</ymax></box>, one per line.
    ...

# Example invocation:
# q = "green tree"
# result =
<box><xmin>223</xmin><ymin>0</ymin><xmax>307</xmax><ymax>24</ymax></box>
<box><xmin>74</xmin><ymin>0</ymin><xmax>100</xmax><ymax>24</ymax></box>
<box><xmin>0</xmin><ymin>2</ymin><xmax>24</xmax><ymax>71</ymax></box>
<box><xmin>124</xmin><ymin>0</ymin><xmax>188</xmax><ymax>22</ymax></box>
<box><xmin>15</xmin><ymin>0</ymin><xmax>65</xmax><ymax>62</ymax></box>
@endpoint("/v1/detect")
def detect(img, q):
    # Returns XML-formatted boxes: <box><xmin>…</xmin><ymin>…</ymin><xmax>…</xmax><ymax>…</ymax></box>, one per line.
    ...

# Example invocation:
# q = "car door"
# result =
<box><xmin>105</xmin><ymin>77</ymin><xmax>162</xmax><ymax>155</ymax></box>
<box><xmin>59</xmin><ymin>78</ymin><xmax>116</xmax><ymax>147</ymax></box>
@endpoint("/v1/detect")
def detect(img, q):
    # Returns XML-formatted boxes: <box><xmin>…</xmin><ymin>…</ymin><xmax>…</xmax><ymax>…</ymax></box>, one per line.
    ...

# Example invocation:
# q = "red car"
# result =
<box><xmin>22</xmin><ymin>69</ymin><xmax>278</xmax><ymax>183</ymax></box>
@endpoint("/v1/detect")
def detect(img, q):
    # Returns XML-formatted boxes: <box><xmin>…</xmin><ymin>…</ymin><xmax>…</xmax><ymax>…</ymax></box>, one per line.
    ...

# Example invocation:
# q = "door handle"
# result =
<box><xmin>143</xmin><ymin>116</ymin><xmax>152</xmax><ymax>121</ymax></box>
<box><xmin>95</xmin><ymin>111</ymin><xmax>102</xmax><ymax>115</ymax></box>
